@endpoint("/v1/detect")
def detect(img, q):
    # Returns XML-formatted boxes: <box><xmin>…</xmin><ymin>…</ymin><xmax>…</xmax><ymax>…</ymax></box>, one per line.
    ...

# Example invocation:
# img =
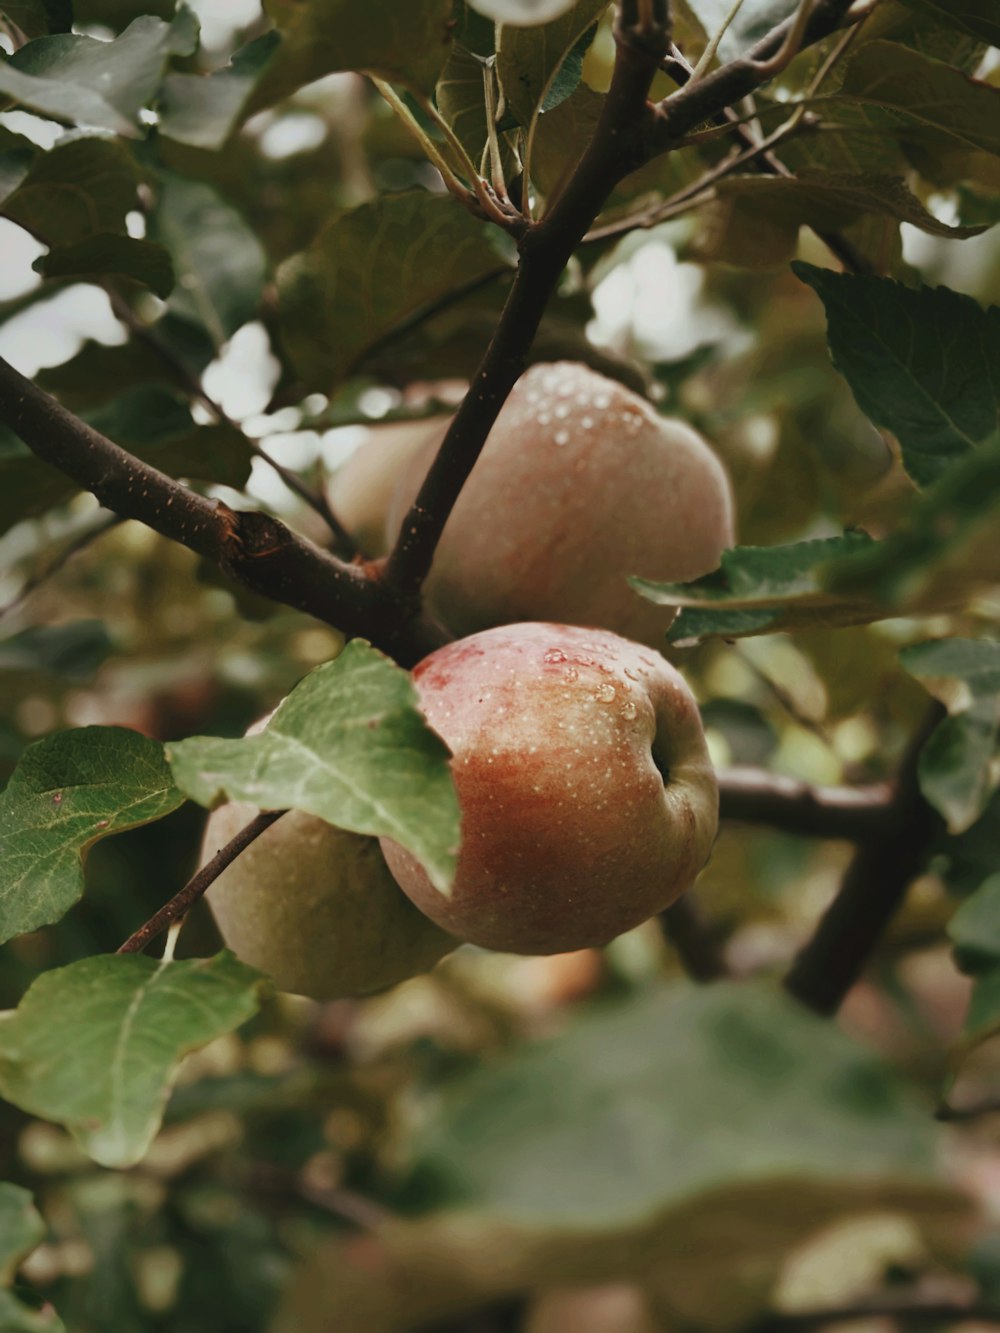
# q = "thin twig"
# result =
<box><xmin>718</xmin><ymin>768</ymin><xmax>892</xmax><ymax>840</ymax></box>
<box><xmin>784</xmin><ymin>703</ymin><xmax>947</xmax><ymax>1016</ymax></box>
<box><xmin>0</xmin><ymin>513</ymin><xmax>123</xmax><ymax>620</ymax></box>
<box><xmin>117</xmin><ymin>810</ymin><xmax>286</xmax><ymax>954</ymax></box>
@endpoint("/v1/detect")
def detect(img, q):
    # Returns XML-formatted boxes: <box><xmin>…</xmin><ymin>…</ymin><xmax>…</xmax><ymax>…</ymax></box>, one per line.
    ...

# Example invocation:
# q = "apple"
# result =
<box><xmin>386</xmin><ymin>361</ymin><xmax>734</xmax><ymax>647</ymax></box>
<box><xmin>328</xmin><ymin>416</ymin><xmax>450</xmax><ymax>557</ymax></box>
<box><xmin>379</xmin><ymin>622</ymin><xmax>718</xmax><ymax>955</ymax></box>
<box><xmin>202</xmin><ymin>802</ymin><xmax>455</xmax><ymax>1001</ymax></box>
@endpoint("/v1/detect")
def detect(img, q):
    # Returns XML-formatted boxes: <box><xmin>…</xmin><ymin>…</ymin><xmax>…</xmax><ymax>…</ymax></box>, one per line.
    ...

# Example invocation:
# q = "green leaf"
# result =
<box><xmin>0</xmin><ymin>387</ymin><xmax>252</xmax><ymax>534</ymax></box>
<box><xmin>158</xmin><ymin>31</ymin><xmax>280</xmax><ymax>151</ymax></box>
<box><xmin>794</xmin><ymin>264</ymin><xmax>1000</xmax><ymax>485</ymax></box>
<box><xmin>436</xmin><ymin>44</ymin><xmax>494</xmax><ymax>168</ymax></box>
<box><xmin>33</xmin><ymin>235</ymin><xmax>175</xmax><ymax>298</ymax></box>
<box><xmin>947</xmin><ymin>875</ymin><xmax>1000</xmax><ymax>1052</ymax></box>
<box><xmin>1</xmin><ymin>138</ymin><xmax>139</xmax><ymax>246</ymax></box>
<box><xmin>277</xmin><ymin>191</ymin><xmax>510</xmax><ymax>390</ymax></box>
<box><xmin>150</xmin><ymin>175</ymin><xmax>267</xmax><ymax>349</ymax></box>
<box><xmin>405</xmin><ymin>980</ymin><xmax>940</xmax><ymax>1227</ymax></box>
<box><xmin>0</xmin><ymin>727</ymin><xmax>185</xmax><ymax>945</ymax></box>
<box><xmin>167</xmin><ymin>639</ymin><xmax>460</xmax><ymax>894</ymax></box>
<box><xmin>0</xmin><ymin>1291</ymin><xmax>63</xmax><ymax>1332</ymax></box>
<box><xmin>249</xmin><ymin>0</ymin><xmax>454</xmax><ymax>111</ymax></box>
<box><xmin>897</xmin><ymin>0</ymin><xmax>1000</xmax><ymax>44</ymax></box>
<box><xmin>0</xmin><ymin>620</ymin><xmax>113</xmax><ymax>680</ymax></box>
<box><xmin>0</xmin><ymin>952</ymin><xmax>267</xmax><ymax>1168</ymax></box>
<box><xmin>0</xmin><ymin>12</ymin><xmax>199</xmax><ymax>136</ymax></box>
<box><xmin>496</xmin><ymin>0</ymin><xmax>607</xmax><ymax>128</ymax></box>
<box><xmin>0</xmin><ymin>1184</ymin><xmax>45</xmax><ymax>1285</ymax></box>
<box><xmin>901</xmin><ymin>638</ymin><xmax>1000</xmax><ymax>834</ymax></box>
<box><xmin>837</xmin><ymin>41</ymin><xmax>1000</xmax><ymax>159</ymax></box>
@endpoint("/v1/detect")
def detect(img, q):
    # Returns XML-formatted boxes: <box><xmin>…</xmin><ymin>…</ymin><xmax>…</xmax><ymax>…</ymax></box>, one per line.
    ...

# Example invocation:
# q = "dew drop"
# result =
<box><xmin>596</xmin><ymin>683</ymin><xmax>616</xmax><ymax>703</ymax></box>
<box><xmin>537</xmin><ymin>411</ymin><xmax>551</xmax><ymax>426</ymax></box>
<box><xmin>555</xmin><ymin>429</ymin><xmax>570</xmax><ymax>446</ymax></box>
<box><xmin>595</xmin><ymin>392</ymin><xmax>611</xmax><ymax>409</ymax></box>
<box><xmin>581</xmin><ymin>416</ymin><xmax>594</xmax><ymax>429</ymax></box>
<box><xmin>564</xmin><ymin>666</ymin><xmax>579</xmax><ymax>682</ymax></box>
<box><xmin>621</xmin><ymin>700</ymin><xmax>637</xmax><ymax>720</ymax></box>
<box><xmin>624</xmin><ymin>667</ymin><xmax>640</xmax><ymax>680</ymax></box>
<box><xmin>554</xmin><ymin>403</ymin><xmax>570</xmax><ymax>420</ymax></box>
<box><xmin>543</xmin><ymin>648</ymin><xmax>567</xmax><ymax>664</ymax></box>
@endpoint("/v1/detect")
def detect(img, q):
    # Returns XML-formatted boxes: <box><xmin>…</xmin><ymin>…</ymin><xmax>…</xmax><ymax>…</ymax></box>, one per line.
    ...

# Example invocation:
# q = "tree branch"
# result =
<box><xmin>718</xmin><ymin>768</ymin><xmax>892</xmax><ymax>840</ymax></box>
<box><xmin>783</xmin><ymin>703</ymin><xmax>947</xmax><ymax>1017</ymax></box>
<box><xmin>118</xmin><ymin>810</ymin><xmax>286</xmax><ymax>954</ymax></box>
<box><xmin>0</xmin><ymin>353</ymin><xmax>447</xmax><ymax>665</ymax></box>
<box><xmin>660</xmin><ymin>895</ymin><xmax>728</xmax><ymax>981</ymax></box>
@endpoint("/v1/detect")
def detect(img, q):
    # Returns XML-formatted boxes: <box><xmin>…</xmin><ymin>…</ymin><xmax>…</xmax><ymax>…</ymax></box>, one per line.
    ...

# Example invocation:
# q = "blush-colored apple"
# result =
<box><xmin>386</xmin><ymin>361</ymin><xmax>734</xmax><ymax>646</ymax></box>
<box><xmin>202</xmin><ymin>796</ymin><xmax>454</xmax><ymax>1000</ymax></box>
<box><xmin>379</xmin><ymin>622</ymin><xmax>718</xmax><ymax>955</ymax></box>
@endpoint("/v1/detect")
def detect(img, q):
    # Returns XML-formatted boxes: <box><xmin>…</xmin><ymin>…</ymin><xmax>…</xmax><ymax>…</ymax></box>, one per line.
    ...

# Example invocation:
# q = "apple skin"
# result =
<box><xmin>328</xmin><ymin>417</ymin><xmax>450</xmax><ymax>557</ymax></box>
<box><xmin>202</xmin><ymin>803</ymin><xmax>456</xmax><ymax>1000</ymax></box>
<box><xmin>386</xmin><ymin>362</ymin><xmax>734</xmax><ymax>647</ymax></box>
<box><xmin>379</xmin><ymin>622</ymin><xmax>718</xmax><ymax>956</ymax></box>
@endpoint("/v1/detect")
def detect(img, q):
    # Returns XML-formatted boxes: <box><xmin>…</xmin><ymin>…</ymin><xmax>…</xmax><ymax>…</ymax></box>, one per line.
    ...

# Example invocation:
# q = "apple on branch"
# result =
<box><xmin>380</xmin><ymin>622</ymin><xmax>719</xmax><ymax>956</ymax></box>
<box><xmin>385</xmin><ymin>361</ymin><xmax>734</xmax><ymax>647</ymax></box>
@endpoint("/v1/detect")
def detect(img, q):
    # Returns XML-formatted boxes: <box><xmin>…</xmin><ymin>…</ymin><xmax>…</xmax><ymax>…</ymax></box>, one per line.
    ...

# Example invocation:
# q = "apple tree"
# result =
<box><xmin>0</xmin><ymin>0</ymin><xmax>999</xmax><ymax>1328</ymax></box>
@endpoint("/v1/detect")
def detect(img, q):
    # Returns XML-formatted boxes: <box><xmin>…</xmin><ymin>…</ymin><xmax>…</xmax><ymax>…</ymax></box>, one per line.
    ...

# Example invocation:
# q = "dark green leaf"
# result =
<box><xmin>0</xmin><ymin>1291</ymin><xmax>64</xmax><ymax>1332</ymax></box>
<box><xmin>0</xmin><ymin>620</ymin><xmax>113</xmax><ymax>680</ymax></box>
<box><xmin>34</xmin><ymin>235</ymin><xmax>175</xmax><ymax>298</ymax></box>
<box><xmin>0</xmin><ymin>952</ymin><xmax>268</xmax><ymax>1167</ymax></box>
<box><xmin>406</xmin><ymin>980</ymin><xmax>940</xmax><ymax>1226</ymax></box>
<box><xmin>158</xmin><ymin>32</ymin><xmax>280</xmax><ymax>151</ymax></box>
<box><xmin>949</xmin><ymin>871</ymin><xmax>1000</xmax><ymax>976</ymax></box>
<box><xmin>794</xmin><ymin>264</ymin><xmax>1000</xmax><ymax>485</ymax></box>
<box><xmin>167</xmin><ymin>639</ymin><xmax>460</xmax><ymax>894</ymax></box>
<box><xmin>0</xmin><ymin>1183</ymin><xmax>45</xmax><ymax>1285</ymax></box>
<box><xmin>277</xmin><ymin>191</ymin><xmax>510</xmax><ymax>390</ymax></box>
<box><xmin>496</xmin><ymin>0</ymin><xmax>607</xmax><ymax>128</ymax></box>
<box><xmin>0</xmin><ymin>727</ymin><xmax>185</xmax><ymax>944</ymax></box>
<box><xmin>150</xmin><ymin>175</ymin><xmax>267</xmax><ymax>348</ymax></box>
<box><xmin>897</xmin><ymin>0</ymin><xmax>1000</xmax><ymax>44</ymax></box>
<box><xmin>1</xmin><ymin>0</ymin><xmax>71</xmax><ymax>38</ymax></box>
<box><xmin>1</xmin><ymin>138</ymin><xmax>139</xmax><ymax>246</ymax></box>
<box><xmin>249</xmin><ymin>0</ymin><xmax>454</xmax><ymax>111</ymax></box>
<box><xmin>436</xmin><ymin>44</ymin><xmax>493</xmax><ymax>167</ymax></box>
<box><xmin>902</xmin><ymin>638</ymin><xmax>1000</xmax><ymax>833</ymax></box>
<box><xmin>0</xmin><ymin>12</ymin><xmax>199</xmax><ymax>135</ymax></box>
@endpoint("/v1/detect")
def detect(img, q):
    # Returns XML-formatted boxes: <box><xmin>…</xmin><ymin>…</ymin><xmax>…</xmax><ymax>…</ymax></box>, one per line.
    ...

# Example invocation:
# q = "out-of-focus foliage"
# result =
<box><xmin>0</xmin><ymin>0</ymin><xmax>998</xmax><ymax>1328</ymax></box>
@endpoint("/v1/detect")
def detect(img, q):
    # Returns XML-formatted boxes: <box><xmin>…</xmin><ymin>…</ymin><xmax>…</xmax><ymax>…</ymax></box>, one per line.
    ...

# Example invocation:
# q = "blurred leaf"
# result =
<box><xmin>949</xmin><ymin>871</ymin><xmax>1000</xmax><ymax>975</ymax></box>
<box><xmin>0</xmin><ymin>952</ymin><xmax>267</xmax><ymax>1168</ymax></box>
<box><xmin>34</xmin><ymin>235</ymin><xmax>175</xmax><ymax>297</ymax></box>
<box><xmin>675</xmin><ymin>0</ymin><xmax>792</xmax><ymax>60</ymax></box>
<box><xmin>794</xmin><ymin>264</ymin><xmax>1000</xmax><ymax>485</ymax></box>
<box><xmin>0</xmin><ymin>1183</ymin><xmax>45</xmax><ymax>1284</ymax></box>
<box><xmin>901</xmin><ymin>638</ymin><xmax>1000</xmax><ymax>834</ymax></box>
<box><xmin>436</xmin><ymin>44</ymin><xmax>493</xmax><ymax>166</ymax></box>
<box><xmin>405</xmin><ymin>980</ymin><xmax>940</xmax><ymax>1227</ymax></box>
<box><xmin>0</xmin><ymin>386</ymin><xmax>252</xmax><ymax>534</ymax></box>
<box><xmin>278</xmin><ymin>190</ymin><xmax>509</xmax><ymax>390</ymax></box>
<box><xmin>496</xmin><ymin>0</ymin><xmax>607</xmax><ymax>128</ymax></box>
<box><xmin>1</xmin><ymin>137</ymin><xmax>139</xmax><ymax>246</ymax></box>
<box><xmin>0</xmin><ymin>1290</ymin><xmax>63</xmax><ymax>1331</ymax></box>
<box><xmin>167</xmin><ymin>639</ymin><xmax>460</xmax><ymax>894</ymax></box>
<box><xmin>0</xmin><ymin>11</ymin><xmax>199</xmax><ymax>136</ymax></box>
<box><xmin>897</xmin><ymin>0</ymin><xmax>1000</xmax><ymax>44</ymax></box>
<box><xmin>0</xmin><ymin>727</ymin><xmax>185</xmax><ymax>944</ymax></box>
<box><xmin>34</xmin><ymin>339</ymin><xmax>184</xmax><ymax>408</ymax></box>
<box><xmin>249</xmin><ymin>0</ymin><xmax>454</xmax><ymax>110</ymax></box>
<box><xmin>0</xmin><ymin>620</ymin><xmax>113</xmax><ymax>680</ymax></box>
<box><xmin>150</xmin><ymin>175</ymin><xmax>267</xmax><ymax>349</ymax></box>
<box><xmin>158</xmin><ymin>32</ymin><xmax>280</xmax><ymax>151</ymax></box>
<box><xmin>698</xmin><ymin>171</ymin><xmax>983</xmax><ymax>270</ymax></box>
<box><xmin>935</xmin><ymin>791</ymin><xmax>1000</xmax><ymax>897</ymax></box>
<box><xmin>1</xmin><ymin>0</ymin><xmax>72</xmax><ymax>38</ymax></box>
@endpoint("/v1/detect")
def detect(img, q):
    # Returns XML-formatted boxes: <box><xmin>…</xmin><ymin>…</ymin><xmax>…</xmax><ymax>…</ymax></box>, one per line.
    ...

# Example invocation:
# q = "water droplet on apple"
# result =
<box><xmin>595</xmin><ymin>683</ymin><xmax>616</xmax><ymax>702</ymax></box>
<box><xmin>621</xmin><ymin>700</ymin><xmax>637</xmax><ymax>720</ymax></box>
<box><xmin>564</xmin><ymin>667</ymin><xmax>579</xmax><ymax>682</ymax></box>
<box><xmin>555</xmin><ymin>429</ymin><xmax>570</xmax><ymax>446</ymax></box>
<box><xmin>554</xmin><ymin>403</ymin><xmax>570</xmax><ymax>420</ymax></box>
<box><xmin>581</xmin><ymin>415</ymin><xmax>594</xmax><ymax>429</ymax></box>
<box><xmin>594</xmin><ymin>392</ymin><xmax>611</xmax><ymax>409</ymax></box>
<box><xmin>543</xmin><ymin>648</ymin><xmax>567</xmax><ymax>664</ymax></box>
<box><xmin>537</xmin><ymin>411</ymin><xmax>551</xmax><ymax>425</ymax></box>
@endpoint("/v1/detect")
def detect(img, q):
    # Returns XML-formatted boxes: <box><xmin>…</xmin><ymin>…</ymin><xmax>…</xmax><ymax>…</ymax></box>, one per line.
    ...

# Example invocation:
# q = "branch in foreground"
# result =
<box><xmin>718</xmin><ymin>768</ymin><xmax>892</xmax><ymax>841</ymax></box>
<box><xmin>0</xmin><ymin>354</ymin><xmax>446</xmax><ymax>665</ymax></box>
<box><xmin>783</xmin><ymin>703</ymin><xmax>947</xmax><ymax>1017</ymax></box>
<box><xmin>118</xmin><ymin>810</ymin><xmax>286</xmax><ymax>954</ymax></box>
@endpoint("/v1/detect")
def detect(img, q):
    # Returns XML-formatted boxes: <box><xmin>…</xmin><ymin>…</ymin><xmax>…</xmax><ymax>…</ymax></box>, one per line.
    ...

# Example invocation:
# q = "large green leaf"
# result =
<box><xmin>405</xmin><ymin>980</ymin><xmax>940</xmax><ymax>1227</ymax></box>
<box><xmin>277</xmin><ymin>190</ymin><xmax>510</xmax><ymax>390</ymax></box>
<box><xmin>158</xmin><ymin>32</ymin><xmax>280</xmax><ymax>151</ymax></box>
<box><xmin>0</xmin><ymin>953</ymin><xmax>267</xmax><ymax>1168</ymax></box>
<box><xmin>902</xmin><ymin>639</ymin><xmax>1000</xmax><ymax>834</ymax></box>
<box><xmin>248</xmin><ymin>0</ymin><xmax>454</xmax><ymax>111</ymax></box>
<box><xmin>0</xmin><ymin>1183</ymin><xmax>61</xmax><ymax>1332</ymax></box>
<box><xmin>0</xmin><ymin>11</ymin><xmax>198</xmax><ymax>135</ymax></box>
<box><xmin>1</xmin><ymin>137</ymin><xmax>139</xmax><ymax>246</ymax></box>
<box><xmin>34</xmin><ymin>235</ymin><xmax>175</xmax><ymax>297</ymax></box>
<box><xmin>167</xmin><ymin>639</ymin><xmax>460</xmax><ymax>894</ymax></box>
<box><xmin>496</xmin><ymin>0</ymin><xmax>608</xmax><ymax>128</ymax></box>
<box><xmin>150</xmin><ymin>175</ymin><xmax>267</xmax><ymax>349</ymax></box>
<box><xmin>794</xmin><ymin>264</ymin><xmax>1000</xmax><ymax>485</ymax></box>
<box><xmin>0</xmin><ymin>620</ymin><xmax>113</xmax><ymax>680</ymax></box>
<box><xmin>0</xmin><ymin>727</ymin><xmax>185</xmax><ymax>944</ymax></box>
<box><xmin>0</xmin><ymin>386</ymin><xmax>252</xmax><ymax>535</ymax></box>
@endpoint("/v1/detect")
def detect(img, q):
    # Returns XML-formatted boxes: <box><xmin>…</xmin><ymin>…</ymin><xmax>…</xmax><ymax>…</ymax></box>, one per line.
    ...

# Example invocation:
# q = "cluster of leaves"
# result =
<box><xmin>0</xmin><ymin>0</ymin><xmax>998</xmax><ymax>1327</ymax></box>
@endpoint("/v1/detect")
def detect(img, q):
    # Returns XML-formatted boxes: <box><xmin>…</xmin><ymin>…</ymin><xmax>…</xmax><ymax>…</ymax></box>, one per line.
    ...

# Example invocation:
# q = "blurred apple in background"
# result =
<box><xmin>380</xmin><ymin>622</ymin><xmax>719</xmax><ymax>955</ymax></box>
